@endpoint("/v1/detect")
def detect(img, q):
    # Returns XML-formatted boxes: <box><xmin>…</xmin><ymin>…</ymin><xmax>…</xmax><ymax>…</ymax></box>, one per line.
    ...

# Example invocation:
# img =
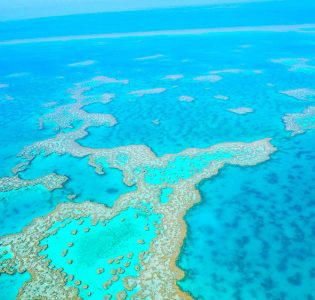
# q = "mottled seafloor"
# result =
<box><xmin>1</xmin><ymin>2</ymin><xmax>315</xmax><ymax>300</ymax></box>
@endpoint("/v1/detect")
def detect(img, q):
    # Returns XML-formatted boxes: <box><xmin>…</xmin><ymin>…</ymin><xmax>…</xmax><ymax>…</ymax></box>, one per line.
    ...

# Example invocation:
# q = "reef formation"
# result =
<box><xmin>0</xmin><ymin>75</ymin><xmax>277</xmax><ymax>299</ymax></box>
<box><xmin>283</xmin><ymin>106</ymin><xmax>315</xmax><ymax>135</ymax></box>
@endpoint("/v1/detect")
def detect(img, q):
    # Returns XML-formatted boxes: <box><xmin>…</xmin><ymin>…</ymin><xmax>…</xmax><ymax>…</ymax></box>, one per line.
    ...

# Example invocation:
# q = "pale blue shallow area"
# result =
<box><xmin>144</xmin><ymin>151</ymin><xmax>233</xmax><ymax>185</ymax></box>
<box><xmin>1</xmin><ymin>2</ymin><xmax>315</xmax><ymax>299</ymax></box>
<box><xmin>39</xmin><ymin>207</ymin><xmax>160</xmax><ymax>298</ymax></box>
<box><xmin>160</xmin><ymin>187</ymin><xmax>174</xmax><ymax>204</ymax></box>
<box><xmin>19</xmin><ymin>154</ymin><xmax>135</xmax><ymax>205</ymax></box>
<box><xmin>0</xmin><ymin>185</ymin><xmax>53</xmax><ymax>236</ymax></box>
<box><xmin>296</xmin><ymin>113</ymin><xmax>315</xmax><ymax>129</ymax></box>
<box><xmin>0</xmin><ymin>271</ymin><xmax>30</xmax><ymax>300</ymax></box>
<box><xmin>0</xmin><ymin>154</ymin><xmax>135</xmax><ymax>236</ymax></box>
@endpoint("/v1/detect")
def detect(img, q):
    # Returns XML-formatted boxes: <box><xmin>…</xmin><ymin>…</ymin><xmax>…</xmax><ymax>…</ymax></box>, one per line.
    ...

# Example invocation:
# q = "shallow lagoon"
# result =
<box><xmin>40</xmin><ymin>207</ymin><xmax>160</xmax><ymax>299</ymax></box>
<box><xmin>0</xmin><ymin>272</ymin><xmax>30</xmax><ymax>300</ymax></box>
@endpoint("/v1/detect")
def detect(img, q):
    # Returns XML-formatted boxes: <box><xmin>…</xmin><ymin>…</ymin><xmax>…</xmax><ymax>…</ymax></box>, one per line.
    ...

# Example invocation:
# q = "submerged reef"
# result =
<box><xmin>68</xmin><ymin>60</ymin><xmax>96</xmax><ymax>67</ymax></box>
<box><xmin>128</xmin><ymin>88</ymin><xmax>167</xmax><ymax>97</ymax></box>
<box><xmin>283</xmin><ymin>106</ymin><xmax>315</xmax><ymax>135</ymax></box>
<box><xmin>163</xmin><ymin>74</ymin><xmax>184</xmax><ymax>80</ymax></box>
<box><xmin>178</xmin><ymin>95</ymin><xmax>194</xmax><ymax>102</ymax></box>
<box><xmin>214</xmin><ymin>94</ymin><xmax>229</xmax><ymax>101</ymax></box>
<box><xmin>280</xmin><ymin>88</ymin><xmax>315</xmax><ymax>101</ymax></box>
<box><xmin>193</xmin><ymin>75</ymin><xmax>222</xmax><ymax>82</ymax></box>
<box><xmin>2</xmin><ymin>18</ymin><xmax>315</xmax><ymax>299</ymax></box>
<box><xmin>271</xmin><ymin>57</ymin><xmax>315</xmax><ymax>72</ymax></box>
<box><xmin>0</xmin><ymin>74</ymin><xmax>277</xmax><ymax>299</ymax></box>
<box><xmin>228</xmin><ymin>107</ymin><xmax>254</xmax><ymax>115</ymax></box>
<box><xmin>0</xmin><ymin>173</ymin><xmax>67</xmax><ymax>192</ymax></box>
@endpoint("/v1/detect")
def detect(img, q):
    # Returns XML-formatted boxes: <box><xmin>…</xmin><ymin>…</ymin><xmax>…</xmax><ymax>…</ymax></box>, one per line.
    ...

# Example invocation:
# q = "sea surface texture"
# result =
<box><xmin>1</xmin><ymin>1</ymin><xmax>315</xmax><ymax>299</ymax></box>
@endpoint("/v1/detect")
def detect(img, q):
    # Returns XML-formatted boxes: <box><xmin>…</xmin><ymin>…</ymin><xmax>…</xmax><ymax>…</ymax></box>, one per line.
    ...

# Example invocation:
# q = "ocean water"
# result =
<box><xmin>179</xmin><ymin>132</ymin><xmax>315</xmax><ymax>299</ymax></box>
<box><xmin>0</xmin><ymin>185</ymin><xmax>53</xmax><ymax>236</ymax></box>
<box><xmin>0</xmin><ymin>272</ymin><xmax>30</xmax><ymax>299</ymax></box>
<box><xmin>19</xmin><ymin>153</ymin><xmax>135</xmax><ymax>206</ymax></box>
<box><xmin>1</xmin><ymin>1</ymin><xmax>315</xmax><ymax>299</ymax></box>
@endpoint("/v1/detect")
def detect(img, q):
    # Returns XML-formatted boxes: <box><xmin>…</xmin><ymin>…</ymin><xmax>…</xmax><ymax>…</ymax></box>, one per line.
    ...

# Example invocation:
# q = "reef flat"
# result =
<box><xmin>0</xmin><ymin>76</ymin><xmax>276</xmax><ymax>299</ymax></box>
<box><xmin>280</xmin><ymin>88</ymin><xmax>315</xmax><ymax>101</ymax></box>
<box><xmin>227</xmin><ymin>107</ymin><xmax>254</xmax><ymax>115</ymax></box>
<box><xmin>0</xmin><ymin>140</ymin><xmax>275</xmax><ymax>299</ymax></box>
<box><xmin>283</xmin><ymin>106</ymin><xmax>315</xmax><ymax>135</ymax></box>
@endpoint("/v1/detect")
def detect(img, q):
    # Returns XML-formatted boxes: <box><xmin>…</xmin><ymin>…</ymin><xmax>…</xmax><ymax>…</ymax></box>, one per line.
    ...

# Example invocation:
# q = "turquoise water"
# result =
<box><xmin>144</xmin><ymin>151</ymin><xmax>233</xmax><ymax>185</ymax></box>
<box><xmin>179</xmin><ymin>132</ymin><xmax>315</xmax><ymax>299</ymax></box>
<box><xmin>0</xmin><ymin>243</ymin><xmax>30</xmax><ymax>299</ymax></box>
<box><xmin>1</xmin><ymin>1</ymin><xmax>315</xmax><ymax>40</ymax></box>
<box><xmin>1</xmin><ymin>1</ymin><xmax>315</xmax><ymax>299</ymax></box>
<box><xmin>19</xmin><ymin>154</ymin><xmax>135</xmax><ymax>206</ymax></box>
<box><xmin>296</xmin><ymin>113</ymin><xmax>315</xmax><ymax>129</ymax></box>
<box><xmin>0</xmin><ymin>272</ymin><xmax>30</xmax><ymax>300</ymax></box>
<box><xmin>0</xmin><ymin>185</ymin><xmax>54</xmax><ymax>235</ymax></box>
<box><xmin>160</xmin><ymin>187</ymin><xmax>174</xmax><ymax>204</ymax></box>
<box><xmin>72</xmin><ymin>31</ymin><xmax>314</xmax><ymax>156</ymax></box>
<box><xmin>0</xmin><ymin>153</ymin><xmax>134</xmax><ymax>236</ymax></box>
<box><xmin>39</xmin><ymin>207</ymin><xmax>160</xmax><ymax>298</ymax></box>
<box><xmin>0</xmin><ymin>154</ymin><xmax>134</xmax><ymax>236</ymax></box>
